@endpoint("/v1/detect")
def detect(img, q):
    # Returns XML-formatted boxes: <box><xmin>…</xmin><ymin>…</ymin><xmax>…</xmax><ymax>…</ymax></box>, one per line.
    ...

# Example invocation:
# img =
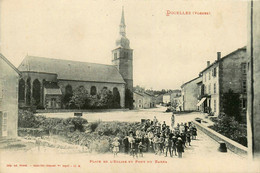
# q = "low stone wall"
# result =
<box><xmin>193</xmin><ymin>121</ymin><xmax>248</xmax><ymax>157</ymax></box>
<box><xmin>36</xmin><ymin>108</ymin><xmax>129</xmax><ymax>113</ymax></box>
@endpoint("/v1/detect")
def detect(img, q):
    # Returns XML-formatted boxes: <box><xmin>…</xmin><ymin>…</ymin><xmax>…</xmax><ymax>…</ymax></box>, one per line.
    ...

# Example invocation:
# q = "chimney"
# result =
<box><xmin>207</xmin><ymin>61</ymin><xmax>210</xmax><ymax>67</ymax></box>
<box><xmin>217</xmin><ymin>52</ymin><xmax>221</xmax><ymax>60</ymax></box>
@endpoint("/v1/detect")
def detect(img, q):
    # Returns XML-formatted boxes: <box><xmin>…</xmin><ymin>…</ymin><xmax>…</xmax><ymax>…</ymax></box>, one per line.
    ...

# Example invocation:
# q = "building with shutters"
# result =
<box><xmin>198</xmin><ymin>47</ymin><xmax>247</xmax><ymax>119</ymax></box>
<box><xmin>0</xmin><ymin>54</ymin><xmax>20</xmax><ymax>138</ymax></box>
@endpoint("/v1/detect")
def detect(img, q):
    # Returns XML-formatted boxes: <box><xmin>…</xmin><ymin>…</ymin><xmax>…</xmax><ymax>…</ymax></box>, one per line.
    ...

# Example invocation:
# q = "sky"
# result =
<box><xmin>0</xmin><ymin>0</ymin><xmax>247</xmax><ymax>90</ymax></box>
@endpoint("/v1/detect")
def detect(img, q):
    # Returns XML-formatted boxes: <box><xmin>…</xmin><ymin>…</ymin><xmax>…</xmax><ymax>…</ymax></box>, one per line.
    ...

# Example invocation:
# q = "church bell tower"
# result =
<box><xmin>112</xmin><ymin>7</ymin><xmax>133</xmax><ymax>92</ymax></box>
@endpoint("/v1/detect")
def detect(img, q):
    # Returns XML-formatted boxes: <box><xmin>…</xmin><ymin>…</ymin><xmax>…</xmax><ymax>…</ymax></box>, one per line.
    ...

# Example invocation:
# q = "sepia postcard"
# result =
<box><xmin>0</xmin><ymin>0</ymin><xmax>260</xmax><ymax>173</ymax></box>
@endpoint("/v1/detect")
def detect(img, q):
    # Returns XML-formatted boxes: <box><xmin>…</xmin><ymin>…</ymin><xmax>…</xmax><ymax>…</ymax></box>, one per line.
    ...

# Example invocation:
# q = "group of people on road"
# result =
<box><xmin>111</xmin><ymin>113</ymin><xmax>198</xmax><ymax>158</ymax></box>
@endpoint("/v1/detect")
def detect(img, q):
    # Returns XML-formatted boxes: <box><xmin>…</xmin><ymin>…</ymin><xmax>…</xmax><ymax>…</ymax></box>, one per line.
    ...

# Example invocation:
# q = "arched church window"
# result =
<box><xmin>19</xmin><ymin>79</ymin><xmax>25</xmax><ymax>101</ymax></box>
<box><xmin>113</xmin><ymin>87</ymin><xmax>120</xmax><ymax>107</ymax></box>
<box><xmin>91</xmin><ymin>86</ymin><xmax>97</xmax><ymax>96</ymax></box>
<box><xmin>32</xmin><ymin>79</ymin><xmax>41</xmax><ymax>105</ymax></box>
<box><xmin>26</xmin><ymin>78</ymin><xmax>31</xmax><ymax>105</ymax></box>
<box><xmin>64</xmin><ymin>85</ymin><xmax>73</xmax><ymax>106</ymax></box>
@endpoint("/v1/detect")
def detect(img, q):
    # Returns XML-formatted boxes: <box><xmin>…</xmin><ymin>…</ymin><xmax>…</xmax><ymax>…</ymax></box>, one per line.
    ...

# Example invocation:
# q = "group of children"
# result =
<box><xmin>111</xmin><ymin>114</ymin><xmax>198</xmax><ymax>158</ymax></box>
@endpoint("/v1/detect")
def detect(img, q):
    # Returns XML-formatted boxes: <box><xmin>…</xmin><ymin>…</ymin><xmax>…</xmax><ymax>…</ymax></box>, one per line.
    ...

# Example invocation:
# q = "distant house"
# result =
<box><xmin>163</xmin><ymin>94</ymin><xmax>171</xmax><ymax>104</ymax></box>
<box><xmin>133</xmin><ymin>91</ymin><xmax>155</xmax><ymax>109</ymax></box>
<box><xmin>0</xmin><ymin>54</ymin><xmax>20</xmax><ymax>138</ymax></box>
<box><xmin>155</xmin><ymin>94</ymin><xmax>163</xmax><ymax>104</ymax></box>
<box><xmin>163</xmin><ymin>90</ymin><xmax>181</xmax><ymax>105</ymax></box>
<box><xmin>133</xmin><ymin>92</ymin><xmax>143</xmax><ymax>109</ymax></box>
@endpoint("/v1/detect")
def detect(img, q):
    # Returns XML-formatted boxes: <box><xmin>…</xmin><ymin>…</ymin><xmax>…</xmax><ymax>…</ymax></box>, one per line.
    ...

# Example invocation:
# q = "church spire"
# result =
<box><xmin>119</xmin><ymin>6</ymin><xmax>126</xmax><ymax>37</ymax></box>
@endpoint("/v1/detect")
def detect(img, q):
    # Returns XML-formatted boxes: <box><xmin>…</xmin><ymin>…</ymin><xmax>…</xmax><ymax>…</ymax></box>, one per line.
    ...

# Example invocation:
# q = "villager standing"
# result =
<box><xmin>192</xmin><ymin>125</ymin><xmax>197</xmax><ymax>140</ymax></box>
<box><xmin>172</xmin><ymin>136</ymin><xmax>177</xmax><ymax>156</ymax></box>
<box><xmin>186</xmin><ymin>130</ymin><xmax>191</xmax><ymax>146</ymax></box>
<box><xmin>138</xmin><ymin>142</ymin><xmax>145</xmax><ymax>157</ymax></box>
<box><xmin>164</xmin><ymin>136</ymin><xmax>172</xmax><ymax>157</ymax></box>
<box><xmin>176</xmin><ymin>137</ymin><xmax>184</xmax><ymax>158</ymax></box>
<box><xmin>171</xmin><ymin>113</ymin><xmax>175</xmax><ymax>128</ymax></box>
<box><xmin>112</xmin><ymin>138</ymin><xmax>120</xmax><ymax>157</ymax></box>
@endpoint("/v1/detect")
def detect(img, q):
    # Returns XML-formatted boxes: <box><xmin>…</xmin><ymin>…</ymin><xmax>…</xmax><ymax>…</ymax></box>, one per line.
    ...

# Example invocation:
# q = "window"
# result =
<box><xmin>114</xmin><ymin>52</ymin><xmax>117</xmax><ymax>59</ymax></box>
<box><xmin>214</xmin><ymin>100</ymin><xmax>216</xmax><ymax>112</ymax></box>
<box><xmin>208</xmin><ymin>84</ymin><xmax>211</xmax><ymax>94</ymax></box>
<box><xmin>139</xmin><ymin>99</ymin><xmax>142</xmax><ymax>103</ymax></box>
<box><xmin>209</xmin><ymin>71</ymin><xmax>211</xmax><ymax>80</ymax></box>
<box><xmin>242</xmin><ymin>98</ymin><xmax>247</xmax><ymax>109</ymax></box>
<box><xmin>51</xmin><ymin>98</ymin><xmax>56</xmax><ymax>108</ymax></box>
<box><xmin>124</xmin><ymin>52</ymin><xmax>128</xmax><ymax>58</ymax></box>
<box><xmin>19</xmin><ymin>79</ymin><xmax>25</xmax><ymax>101</ymax></box>
<box><xmin>242</xmin><ymin>63</ymin><xmax>247</xmax><ymax>74</ymax></box>
<box><xmin>1</xmin><ymin>112</ymin><xmax>8</xmax><ymax>136</ymax></box>
<box><xmin>205</xmin><ymin>85</ymin><xmax>207</xmax><ymax>94</ymax></box>
<box><xmin>242</xmin><ymin>81</ymin><xmax>247</xmax><ymax>93</ymax></box>
<box><xmin>90</xmin><ymin>86</ymin><xmax>97</xmax><ymax>96</ymax></box>
<box><xmin>205</xmin><ymin>73</ymin><xmax>207</xmax><ymax>82</ymax></box>
<box><xmin>212</xmin><ymin>67</ymin><xmax>217</xmax><ymax>77</ymax></box>
<box><xmin>214</xmin><ymin>83</ymin><xmax>216</xmax><ymax>94</ymax></box>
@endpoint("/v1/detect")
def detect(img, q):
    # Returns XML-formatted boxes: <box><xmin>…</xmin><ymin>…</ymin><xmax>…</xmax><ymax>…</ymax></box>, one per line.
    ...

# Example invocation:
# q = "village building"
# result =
<box><xmin>181</xmin><ymin>76</ymin><xmax>202</xmax><ymax>111</ymax></box>
<box><xmin>162</xmin><ymin>90</ymin><xmax>181</xmax><ymax>106</ymax></box>
<box><xmin>162</xmin><ymin>94</ymin><xmax>171</xmax><ymax>104</ymax></box>
<box><xmin>198</xmin><ymin>47</ymin><xmax>247</xmax><ymax>119</ymax></box>
<box><xmin>0</xmin><ymin>54</ymin><xmax>20</xmax><ymax>138</ymax></box>
<box><xmin>17</xmin><ymin>8</ymin><xmax>133</xmax><ymax>109</ymax></box>
<box><xmin>155</xmin><ymin>94</ymin><xmax>163</xmax><ymax>104</ymax></box>
<box><xmin>133</xmin><ymin>92</ymin><xmax>143</xmax><ymax>109</ymax></box>
<box><xmin>133</xmin><ymin>91</ymin><xmax>155</xmax><ymax>109</ymax></box>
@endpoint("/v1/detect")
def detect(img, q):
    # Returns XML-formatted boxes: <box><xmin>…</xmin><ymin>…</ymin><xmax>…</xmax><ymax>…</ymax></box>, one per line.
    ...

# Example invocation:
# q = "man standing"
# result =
<box><xmin>171</xmin><ymin>113</ymin><xmax>175</xmax><ymax>128</ymax></box>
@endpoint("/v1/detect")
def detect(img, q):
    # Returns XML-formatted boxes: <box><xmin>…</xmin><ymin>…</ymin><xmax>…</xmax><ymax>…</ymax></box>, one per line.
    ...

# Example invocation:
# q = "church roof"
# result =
<box><xmin>18</xmin><ymin>56</ymin><xmax>125</xmax><ymax>84</ymax></box>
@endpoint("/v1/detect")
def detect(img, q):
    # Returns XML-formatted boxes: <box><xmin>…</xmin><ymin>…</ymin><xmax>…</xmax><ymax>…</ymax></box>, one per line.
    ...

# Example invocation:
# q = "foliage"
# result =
<box><xmin>223</xmin><ymin>89</ymin><xmax>242</xmax><ymax>122</ymax></box>
<box><xmin>209</xmin><ymin>114</ymin><xmax>247</xmax><ymax>147</ymax></box>
<box><xmin>68</xmin><ymin>86</ymin><xmax>121</xmax><ymax>109</ymax></box>
<box><xmin>125</xmin><ymin>88</ymin><xmax>133</xmax><ymax>109</ymax></box>
<box><xmin>89</xmin><ymin>121</ymin><xmax>102</xmax><ymax>132</ymax></box>
<box><xmin>63</xmin><ymin>117</ymin><xmax>88</xmax><ymax>132</ymax></box>
<box><xmin>18</xmin><ymin>110</ymin><xmax>41</xmax><ymax>128</ymax></box>
<box><xmin>18</xmin><ymin>110</ymin><xmax>88</xmax><ymax>133</ymax></box>
<box><xmin>69</xmin><ymin>86</ymin><xmax>90</xmax><ymax>109</ymax></box>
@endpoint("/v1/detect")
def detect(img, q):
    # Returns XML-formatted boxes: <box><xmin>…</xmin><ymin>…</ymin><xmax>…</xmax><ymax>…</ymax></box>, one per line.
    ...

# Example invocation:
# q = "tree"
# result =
<box><xmin>222</xmin><ymin>89</ymin><xmax>241</xmax><ymax>122</ymax></box>
<box><xmin>98</xmin><ymin>90</ymin><xmax>114</xmax><ymax>108</ymax></box>
<box><xmin>69</xmin><ymin>86</ymin><xmax>89</xmax><ymax>109</ymax></box>
<box><xmin>125</xmin><ymin>88</ymin><xmax>133</xmax><ymax>109</ymax></box>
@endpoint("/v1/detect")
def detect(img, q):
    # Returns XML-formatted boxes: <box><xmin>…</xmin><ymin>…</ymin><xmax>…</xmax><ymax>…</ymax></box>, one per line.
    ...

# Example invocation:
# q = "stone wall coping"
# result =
<box><xmin>193</xmin><ymin>120</ymin><xmax>248</xmax><ymax>156</ymax></box>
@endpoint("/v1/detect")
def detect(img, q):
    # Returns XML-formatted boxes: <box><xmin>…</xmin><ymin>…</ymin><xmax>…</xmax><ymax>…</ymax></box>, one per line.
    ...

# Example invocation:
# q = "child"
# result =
<box><xmin>192</xmin><ymin>125</ymin><xmax>197</xmax><ymax>140</ymax></box>
<box><xmin>186</xmin><ymin>130</ymin><xmax>191</xmax><ymax>146</ymax></box>
<box><xmin>112</xmin><ymin>138</ymin><xmax>120</xmax><ymax>157</ymax></box>
<box><xmin>176</xmin><ymin>137</ymin><xmax>184</xmax><ymax>158</ymax></box>
<box><xmin>138</xmin><ymin>142</ymin><xmax>145</xmax><ymax>157</ymax></box>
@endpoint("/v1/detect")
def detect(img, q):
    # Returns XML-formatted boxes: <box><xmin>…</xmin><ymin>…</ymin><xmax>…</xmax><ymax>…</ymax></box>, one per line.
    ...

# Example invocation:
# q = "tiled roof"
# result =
<box><xmin>18</xmin><ymin>56</ymin><xmax>125</xmax><ymax>84</ymax></box>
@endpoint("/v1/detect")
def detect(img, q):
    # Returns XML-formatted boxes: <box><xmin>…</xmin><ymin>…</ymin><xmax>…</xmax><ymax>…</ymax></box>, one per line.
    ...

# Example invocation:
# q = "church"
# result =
<box><xmin>18</xmin><ymin>8</ymin><xmax>133</xmax><ymax>109</ymax></box>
